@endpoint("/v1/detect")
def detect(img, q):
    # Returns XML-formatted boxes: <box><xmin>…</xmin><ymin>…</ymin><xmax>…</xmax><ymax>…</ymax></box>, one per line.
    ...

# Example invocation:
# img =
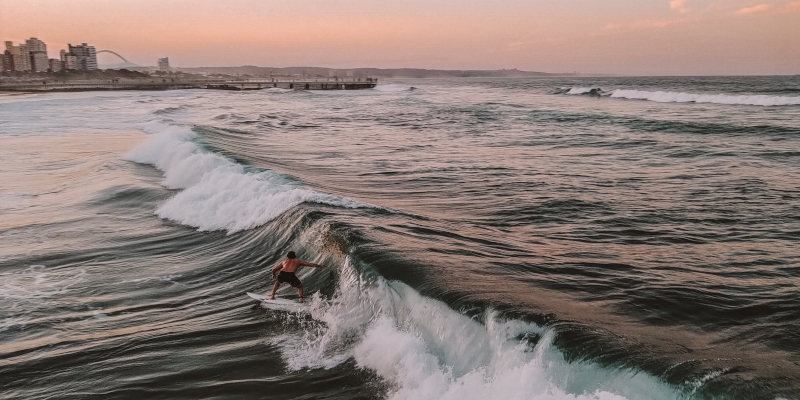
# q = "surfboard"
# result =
<box><xmin>246</xmin><ymin>292</ymin><xmax>309</xmax><ymax>313</ymax></box>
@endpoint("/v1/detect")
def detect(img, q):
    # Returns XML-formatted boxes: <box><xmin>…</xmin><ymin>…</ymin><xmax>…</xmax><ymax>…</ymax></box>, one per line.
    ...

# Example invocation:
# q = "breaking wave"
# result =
<box><xmin>558</xmin><ymin>87</ymin><xmax>800</xmax><ymax>106</ymax></box>
<box><xmin>265</xmin><ymin>256</ymin><xmax>681</xmax><ymax>400</ymax></box>
<box><xmin>124</xmin><ymin>123</ymin><xmax>373</xmax><ymax>233</ymax></box>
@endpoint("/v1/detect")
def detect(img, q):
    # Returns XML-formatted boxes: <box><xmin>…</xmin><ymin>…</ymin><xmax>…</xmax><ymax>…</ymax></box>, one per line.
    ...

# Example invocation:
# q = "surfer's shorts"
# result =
<box><xmin>277</xmin><ymin>271</ymin><xmax>302</xmax><ymax>288</ymax></box>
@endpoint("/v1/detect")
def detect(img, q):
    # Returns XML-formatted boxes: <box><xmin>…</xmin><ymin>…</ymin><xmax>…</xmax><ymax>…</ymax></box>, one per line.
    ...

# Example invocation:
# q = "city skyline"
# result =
<box><xmin>2</xmin><ymin>38</ymin><xmax>99</xmax><ymax>73</ymax></box>
<box><xmin>1</xmin><ymin>0</ymin><xmax>799</xmax><ymax>75</ymax></box>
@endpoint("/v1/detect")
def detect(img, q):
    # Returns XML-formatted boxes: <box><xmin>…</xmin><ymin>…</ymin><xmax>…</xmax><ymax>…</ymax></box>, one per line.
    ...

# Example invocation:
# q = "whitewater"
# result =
<box><xmin>1</xmin><ymin>75</ymin><xmax>799</xmax><ymax>399</ymax></box>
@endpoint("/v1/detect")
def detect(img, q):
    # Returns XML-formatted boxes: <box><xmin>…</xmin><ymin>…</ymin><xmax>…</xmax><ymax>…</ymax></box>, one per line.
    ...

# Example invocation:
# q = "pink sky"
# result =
<box><xmin>1</xmin><ymin>0</ymin><xmax>798</xmax><ymax>75</ymax></box>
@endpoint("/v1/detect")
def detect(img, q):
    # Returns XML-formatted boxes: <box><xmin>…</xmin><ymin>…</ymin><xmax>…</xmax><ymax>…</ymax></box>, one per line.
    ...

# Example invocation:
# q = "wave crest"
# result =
<box><xmin>124</xmin><ymin>124</ymin><xmax>371</xmax><ymax>233</ymax></box>
<box><xmin>558</xmin><ymin>87</ymin><xmax>800</xmax><ymax>106</ymax></box>
<box><xmin>610</xmin><ymin>89</ymin><xmax>800</xmax><ymax>106</ymax></box>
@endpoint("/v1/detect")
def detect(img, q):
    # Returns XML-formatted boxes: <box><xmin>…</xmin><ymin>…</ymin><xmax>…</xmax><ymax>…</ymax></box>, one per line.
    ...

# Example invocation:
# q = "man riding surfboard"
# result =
<box><xmin>269</xmin><ymin>251</ymin><xmax>327</xmax><ymax>302</ymax></box>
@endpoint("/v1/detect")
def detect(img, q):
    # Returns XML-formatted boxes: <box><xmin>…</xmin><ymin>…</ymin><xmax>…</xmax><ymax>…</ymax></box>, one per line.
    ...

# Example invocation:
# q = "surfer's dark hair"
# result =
<box><xmin>287</xmin><ymin>251</ymin><xmax>296</xmax><ymax>259</ymax></box>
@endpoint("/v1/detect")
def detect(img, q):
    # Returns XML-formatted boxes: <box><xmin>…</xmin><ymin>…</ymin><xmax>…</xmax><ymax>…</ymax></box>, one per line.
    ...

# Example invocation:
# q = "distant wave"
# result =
<box><xmin>610</xmin><ymin>89</ymin><xmax>800</xmax><ymax>106</ymax></box>
<box><xmin>264</xmin><ymin>87</ymin><xmax>294</xmax><ymax>94</ymax></box>
<box><xmin>555</xmin><ymin>87</ymin><xmax>603</xmax><ymax>96</ymax></box>
<box><xmin>124</xmin><ymin>123</ymin><xmax>372</xmax><ymax>233</ymax></box>
<box><xmin>558</xmin><ymin>87</ymin><xmax>800</xmax><ymax>106</ymax></box>
<box><xmin>374</xmin><ymin>84</ymin><xmax>416</xmax><ymax>92</ymax></box>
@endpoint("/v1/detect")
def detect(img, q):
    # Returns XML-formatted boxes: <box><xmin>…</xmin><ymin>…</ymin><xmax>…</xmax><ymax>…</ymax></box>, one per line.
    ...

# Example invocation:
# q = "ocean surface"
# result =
<box><xmin>1</xmin><ymin>76</ymin><xmax>799</xmax><ymax>400</ymax></box>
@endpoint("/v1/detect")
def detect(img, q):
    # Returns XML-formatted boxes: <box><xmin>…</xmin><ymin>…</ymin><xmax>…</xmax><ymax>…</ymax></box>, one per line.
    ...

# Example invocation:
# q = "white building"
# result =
<box><xmin>26</xmin><ymin>38</ymin><xmax>49</xmax><ymax>72</ymax></box>
<box><xmin>5</xmin><ymin>41</ymin><xmax>31</xmax><ymax>72</ymax></box>
<box><xmin>30</xmin><ymin>52</ymin><xmax>49</xmax><ymax>72</ymax></box>
<box><xmin>60</xmin><ymin>50</ymin><xmax>79</xmax><ymax>70</ymax></box>
<box><xmin>68</xmin><ymin>43</ymin><xmax>98</xmax><ymax>71</ymax></box>
<box><xmin>25</xmin><ymin>37</ymin><xmax>46</xmax><ymax>52</ymax></box>
<box><xmin>158</xmin><ymin>57</ymin><xmax>170</xmax><ymax>72</ymax></box>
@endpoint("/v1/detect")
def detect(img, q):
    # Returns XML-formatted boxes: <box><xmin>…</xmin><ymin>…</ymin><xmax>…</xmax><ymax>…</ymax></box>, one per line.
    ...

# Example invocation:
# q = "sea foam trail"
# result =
<box><xmin>560</xmin><ymin>87</ymin><xmax>800</xmax><ymax>106</ymax></box>
<box><xmin>269</xmin><ymin>257</ymin><xmax>680</xmax><ymax>400</ymax></box>
<box><xmin>124</xmin><ymin>124</ymin><xmax>369</xmax><ymax>233</ymax></box>
<box><xmin>609</xmin><ymin>89</ymin><xmax>800</xmax><ymax>106</ymax></box>
<box><xmin>373</xmin><ymin>84</ymin><xmax>415</xmax><ymax>92</ymax></box>
<box><xmin>557</xmin><ymin>87</ymin><xmax>602</xmax><ymax>96</ymax></box>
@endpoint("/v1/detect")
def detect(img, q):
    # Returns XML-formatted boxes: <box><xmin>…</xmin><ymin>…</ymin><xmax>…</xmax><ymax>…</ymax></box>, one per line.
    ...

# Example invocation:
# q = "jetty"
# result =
<box><xmin>0</xmin><ymin>77</ymin><xmax>378</xmax><ymax>92</ymax></box>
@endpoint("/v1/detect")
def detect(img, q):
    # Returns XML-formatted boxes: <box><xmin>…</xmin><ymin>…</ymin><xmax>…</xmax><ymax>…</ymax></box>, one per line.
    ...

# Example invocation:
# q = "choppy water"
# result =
<box><xmin>1</xmin><ymin>76</ymin><xmax>799</xmax><ymax>400</ymax></box>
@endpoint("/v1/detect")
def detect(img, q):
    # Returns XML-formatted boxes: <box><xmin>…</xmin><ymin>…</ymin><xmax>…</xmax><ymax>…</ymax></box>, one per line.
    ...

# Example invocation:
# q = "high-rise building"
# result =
<box><xmin>2</xmin><ymin>50</ymin><xmax>13</xmax><ymax>72</ymax></box>
<box><xmin>26</xmin><ymin>37</ymin><xmax>49</xmax><ymax>72</ymax></box>
<box><xmin>0</xmin><ymin>52</ymin><xmax>7</xmax><ymax>73</ymax></box>
<box><xmin>68</xmin><ymin>43</ymin><xmax>98</xmax><ymax>71</ymax></box>
<box><xmin>25</xmin><ymin>37</ymin><xmax>46</xmax><ymax>52</ymax></box>
<box><xmin>5</xmin><ymin>41</ymin><xmax>31</xmax><ymax>72</ymax></box>
<box><xmin>158</xmin><ymin>57</ymin><xmax>170</xmax><ymax>72</ymax></box>
<box><xmin>30</xmin><ymin>52</ymin><xmax>49</xmax><ymax>72</ymax></box>
<box><xmin>60</xmin><ymin>49</ymin><xmax>79</xmax><ymax>70</ymax></box>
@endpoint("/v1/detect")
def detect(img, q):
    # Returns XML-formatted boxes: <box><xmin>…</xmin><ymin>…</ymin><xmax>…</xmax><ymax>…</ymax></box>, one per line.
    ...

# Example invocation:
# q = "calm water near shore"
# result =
<box><xmin>1</xmin><ymin>76</ymin><xmax>799</xmax><ymax>399</ymax></box>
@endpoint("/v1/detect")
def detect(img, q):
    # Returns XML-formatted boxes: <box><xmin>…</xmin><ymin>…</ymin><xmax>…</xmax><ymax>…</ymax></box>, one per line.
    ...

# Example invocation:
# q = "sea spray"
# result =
<box><xmin>266</xmin><ymin>256</ymin><xmax>680</xmax><ymax>400</ymax></box>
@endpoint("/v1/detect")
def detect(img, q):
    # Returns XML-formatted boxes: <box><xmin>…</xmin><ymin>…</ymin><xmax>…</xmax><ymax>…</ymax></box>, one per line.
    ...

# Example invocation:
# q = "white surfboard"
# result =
<box><xmin>246</xmin><ymin>292</ymin><xmax>309</xmax><ymax>313</ymax></box>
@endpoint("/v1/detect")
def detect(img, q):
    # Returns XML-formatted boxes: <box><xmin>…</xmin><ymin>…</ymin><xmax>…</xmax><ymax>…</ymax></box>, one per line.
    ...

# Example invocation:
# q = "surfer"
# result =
<box><xmin>270</xmin><ymin>251</ymin><xmax>327</xmax><ymax>302</ymax></box>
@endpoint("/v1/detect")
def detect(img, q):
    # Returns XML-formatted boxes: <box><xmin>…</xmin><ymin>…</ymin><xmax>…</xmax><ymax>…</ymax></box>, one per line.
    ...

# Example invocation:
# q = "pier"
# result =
<box><xmin>0</xmin><ymin>77</ymin><xmax>378</xmax><ymax>92</ymax></box>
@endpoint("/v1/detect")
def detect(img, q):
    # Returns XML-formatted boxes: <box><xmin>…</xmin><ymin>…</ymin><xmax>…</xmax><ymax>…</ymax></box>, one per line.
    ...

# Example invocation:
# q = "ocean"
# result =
<box><xmin>1</xmin><ymin>75</ymin><xmax>799</xmax><ymax>400</ymax></box>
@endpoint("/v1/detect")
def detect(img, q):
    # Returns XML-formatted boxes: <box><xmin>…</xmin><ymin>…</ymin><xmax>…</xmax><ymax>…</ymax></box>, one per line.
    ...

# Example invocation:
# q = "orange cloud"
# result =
<box><xmin>633</xmin><ymin>18</ymin><xmax>682</xmax><ymax>28</ymax></box>
<box><xmin>670</xmin><ymin>0</ymin><xmax>689</xmax><ymax>13</ymax></box>
<box><xmin>785</xmin><ymin>0</ymin><xmax>800</xmax><ymax>10</ymax></box>
<box><xmin>601</xmin><ymin>17</ymin><xmax>684</xmax><ymax>35</ymax></box>
<box><xmin>734</xmin><ymin>4</ymin><xmax>771</xmax><ymax>15</ymax></box>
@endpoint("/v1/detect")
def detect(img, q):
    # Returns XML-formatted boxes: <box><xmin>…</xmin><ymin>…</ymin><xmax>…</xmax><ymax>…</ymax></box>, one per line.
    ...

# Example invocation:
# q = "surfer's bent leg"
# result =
<box><xmin>270</xmin><ymin>280</ymin><xmax>280</xmax><ymax>300</ymax></box>
<box><xmin>297</xmin><ymin>284</ymin><xmax>304</xmax><ymax>302</ymax></box>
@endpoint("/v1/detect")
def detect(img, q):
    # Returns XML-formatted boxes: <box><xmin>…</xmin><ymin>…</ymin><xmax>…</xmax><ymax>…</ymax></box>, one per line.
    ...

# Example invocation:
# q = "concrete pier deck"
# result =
<box><xmin>0</xmin><ymin>78</ymin><xmax>378</xmax><ymax>92</ymax></box>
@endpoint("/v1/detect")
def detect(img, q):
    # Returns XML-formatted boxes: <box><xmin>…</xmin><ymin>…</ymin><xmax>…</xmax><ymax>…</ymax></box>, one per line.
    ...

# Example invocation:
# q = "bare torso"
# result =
<box><xmin>277</xmin><ymin>258</ymin><xmax>303</xmax><ymax>273</ymax></box>
<box><xmin>269</xmin><ymin>256</ymin><xmax>326</xmax><ymax>301</ymax></box>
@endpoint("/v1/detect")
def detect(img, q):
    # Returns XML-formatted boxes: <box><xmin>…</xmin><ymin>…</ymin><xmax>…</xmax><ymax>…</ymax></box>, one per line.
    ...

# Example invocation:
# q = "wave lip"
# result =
<box><xmin>124</xmin><ymin>124</ymin><xmax>372</xmax><ymax>233</ymax></box>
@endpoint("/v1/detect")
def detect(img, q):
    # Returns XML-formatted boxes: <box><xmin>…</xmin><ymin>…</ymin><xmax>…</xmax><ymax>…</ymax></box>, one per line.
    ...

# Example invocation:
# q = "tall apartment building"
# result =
<box><xmin>26</xmin><ymin>37</ymin><xmax>49</xmax><ymax>72</ymax></box>
<box><xmin>68</xmin><ymin>43</ymin><xmax>98</xmax><ymax>71</ymax></box>
<box><xmin>158</xmin><ymin>57</ymin><xmax>170</xmax><ymax>72</ymax></box>
<box><xmin>60</xmin><ymin>50</ymin><xmax>79</xmax><ymax>70</ymax></box>
<box><xmin>2</xmin><ymin>50</ymin><xmax>13</xmax><ymax>71</ymax></box>
<box><xmin>5</xmin><ymin>41</ymin><xmax>31</xmax><ymax>72</ymax></box>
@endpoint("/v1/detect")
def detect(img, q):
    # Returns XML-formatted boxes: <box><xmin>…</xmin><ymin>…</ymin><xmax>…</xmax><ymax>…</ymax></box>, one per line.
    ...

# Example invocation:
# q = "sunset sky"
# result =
<box><xmin>2</xmin><ymin>0</ymin><xmax>798</xmax><ymax>75</ymax></box>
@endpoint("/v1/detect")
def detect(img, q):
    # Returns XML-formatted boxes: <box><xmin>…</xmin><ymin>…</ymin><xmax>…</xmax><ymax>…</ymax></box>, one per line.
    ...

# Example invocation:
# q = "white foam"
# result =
<box><xmin>268</xmin><ymin>256</ymin><xmax>680</xmax><ymax>400</ymax></box>
<box><xmin>0</xmin><ymin>265</ymin><xmax>87</xmax><ymax>301</ymax></box>
<box><xmin>124</xmin><ymin>124</ymin><xmax>371</xmax><ymax>233</ymax></box>
<box><xmin>565</xmin><ymin>87</ymin><xmax>596</xmax><ymax>95</ymax></box>
<box><xmin>374</xmin><ymin>84</ymin><xmax>415</xmax><ymax>92</ymax></box>
<box><xmin>0</xmin><ymin>264</ymin><xmax>88</xmax><ymax>332</ymax></box>
<box><xmin>265</xmin><ymin>87</ymin><xmax>294</xmax><ymax>94</ymax></box>
<box><xmin>609</xmin><ymin>89</ymin><xmax>800</xmax><ymax>106</ymax></box>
